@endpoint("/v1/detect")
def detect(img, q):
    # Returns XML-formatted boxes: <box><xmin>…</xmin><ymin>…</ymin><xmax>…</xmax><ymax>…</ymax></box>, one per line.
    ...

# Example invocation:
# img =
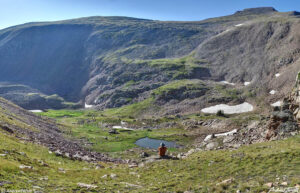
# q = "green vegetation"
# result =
<box><xmin>124</xmin><ymin>80</ymin><xmax>136</xmax><ymax>88</ymax></box>
<box><xmin>40</xmin><ymin>109</ymin><xmax>85</xmax><ymax>118</ymax></box>
<box><xmin>1</xmin><ymin>96</ymin><xmax>299</xmax><ymax>192</ymax></box>
<box><xmin>215</xmin><ymin>85</ymin><xmax>242</xmax><ymax>100</ymax></box>
<box><xmin>0</xmin><ymin>127</ymin><xmax>300</xmax><ymax>192</ymax></box>
<box><xmin>151</xmin><ymin>79</ymin><xmax>207</xmax><ymax>96</ymax></box>
<box><xmin>40</xmin><ymin>108</ymin><xmax>191</xmax><ymax>154</ymax></box>
<box><xmin>103</xmin><ymin>98</ymin><xmax>157</xmax><ymax>118</ymax></box>
<box><xmin>142</xmin><ymin>54</ymin><xmax>206</xmax><ymax>69</ymax></box>
<box><xmin>135</xmin><ymin>54</ymin><xmax>208</xmax><ymax>79</ymax></box>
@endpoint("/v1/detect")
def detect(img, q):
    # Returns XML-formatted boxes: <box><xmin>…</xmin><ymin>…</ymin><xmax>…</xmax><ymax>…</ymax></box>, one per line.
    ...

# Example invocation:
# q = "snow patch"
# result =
<box><xmin>235</xmin><ymin>23</ymin><xmax>244</xmax><ymax>27</ymax></box>
<box><xmin>204</xmin><ymin>135</ymin><xmax>213</xmax><ymax>142</ymax></box>
<box><xmin>204</xmin><ymin>129</ymin><xmax>238</xmax><ymax>142</ymax></box>
<box><xmin>269</xmin><ymin>90</ymin><xmax>277</xmax><ymax>95</ymax></box>
<box><xmin>275</xmin><ymin>73</ymin><xmax>280</xmax><ymax>77</ymax></box>
<box><xmin>29</xmin><ymin>110</ymin><xmax>43</xmax><ymax>113</ymax></box>
<box><xmin>112</xmin><ymin>126</ymin><xmax>134</xmax><ymax>130</ymax></box>
<box><xmin>201</xmin><ymin>102</ymin><xmax>254</xmax><ymax>114</ymax></box>
<box><xmin>220</xmin><ymin>81</ymin><xmax>235</xmax><ymax>86</ymax></box>
<box><xmin>85</xmin><ymin>103</ymin><xmax>94</xmax><ymax>108</ymax></box>
<box><xmin>244</xmin><ymin>82</ymin><xmax>251</xmax><ymax>86</ymax></box>
<box><xmin>215</xmin><ymin>129</ymin><xmax>238</xmax><ymax>137</ymax></box>
<box><xmin>271</xmin><ymin>101</ymin><xmax>282</xmax><ymax>107</ymax></box>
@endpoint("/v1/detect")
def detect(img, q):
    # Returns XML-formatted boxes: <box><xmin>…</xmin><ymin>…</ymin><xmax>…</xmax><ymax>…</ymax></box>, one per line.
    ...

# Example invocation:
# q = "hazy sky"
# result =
<box><xmin>1</xmin><ymin>0</ymin><xmax>300</xmax><ymax>29</ymax></box>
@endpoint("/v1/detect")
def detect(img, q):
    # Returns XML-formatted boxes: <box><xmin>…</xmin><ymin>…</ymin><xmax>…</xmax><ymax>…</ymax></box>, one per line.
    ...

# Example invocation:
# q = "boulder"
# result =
<box><xmin>101</xmin><ymin>174</ymin><xmax>108</xmax><ymax>178</ymax></box>
<box><xmin>110</xmin><ymin>173</ymin><xmax>117</xmax><ymax>179</ymax></box>
<box><xmin>140</xmin><ymin>152</ymin><xmax>149</xmax><ymax>158</ymax></box>
<box><xmin>54</xmin><ymin>150</ymin><xmax>63</xmax><ymax>157</ymax></box>
<box><xmin>0</xmin><ymin>125</ymin><xmax>14</xmax><ymax>133</ymax></box>
<box><xmin>223</xmin><ymin>135</ymin><xmax>235</xmax><ymax>143</ymax></box>
<box><xmin>77</xmin><ymin>183</ymin><xmax>98</xmax><ymax>189</ymax></box>
<box><xmin>264</xmin><ymin>182</ymin><xmax>273</xmax><ymax>188</ymax></box>
<box><xmin>129</xmin><ymin>164</ymin><xmax>138</xmax><ymax>168</ymax></box>
<box><xmin>206</xmin><ymin>142</ymin><xmax>219</xmax><ymax>150</ymax></box>
<box><xmin>216</xmin><ymin>178</ymin><xmax>233</xmax><ymax>186</ymax></box>
<box><xmin>19</xmin><ymin>165</ymin><xmax>33</xmax><ymax>169</ymax></box>
<box><xmin>108</xmin><ymin>129</ymin><xmax>119</xmax><ymax>134</ymax></box>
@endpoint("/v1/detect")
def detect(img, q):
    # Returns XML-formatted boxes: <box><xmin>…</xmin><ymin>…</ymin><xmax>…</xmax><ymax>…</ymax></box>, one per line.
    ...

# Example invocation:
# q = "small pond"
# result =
<box><xmin>135</xmin><ymin>137</ymin><xmax>180</xmax><ymax>149</ymax></box>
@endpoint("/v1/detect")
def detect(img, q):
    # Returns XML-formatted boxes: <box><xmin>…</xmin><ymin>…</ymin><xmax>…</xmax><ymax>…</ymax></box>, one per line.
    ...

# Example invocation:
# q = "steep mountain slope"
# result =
<box><xmin>0</xmin><ymin>17</ymin><xmax>215</xmax><ymax>103</ymax></box>
<box><xmin>195</xmin><ymin>13</ymin><xmax>300</xmax><ymax>102</ymax></box>
<box><xmin>0</xmin><ymin>7</ymin><xmax>285</xmax><ymax>111</ymax></box>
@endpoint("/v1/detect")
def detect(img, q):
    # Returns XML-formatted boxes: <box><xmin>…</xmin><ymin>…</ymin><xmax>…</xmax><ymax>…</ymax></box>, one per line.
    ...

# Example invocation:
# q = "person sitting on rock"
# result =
<box><xmin>158</xmin><ymin>143</ymin><xmax>167</xmax><ymax>158</ymax></box>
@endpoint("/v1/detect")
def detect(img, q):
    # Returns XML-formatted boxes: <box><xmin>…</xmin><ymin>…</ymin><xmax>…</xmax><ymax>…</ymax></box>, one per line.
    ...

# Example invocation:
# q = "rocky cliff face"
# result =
<box><xmin>264</xmin><ymin>73</ymin><xmax>300</xmax><ymax>140</ymax></box>
<box><xmin>285</xmin><ymin>72</ymin><xmax>300</xmax><ymax>123</ymax></box>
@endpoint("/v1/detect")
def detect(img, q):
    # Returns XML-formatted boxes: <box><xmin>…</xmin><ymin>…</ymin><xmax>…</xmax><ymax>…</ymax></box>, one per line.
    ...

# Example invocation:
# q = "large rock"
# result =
<box><xmin>206</xmin><ymin>142</ymin><xmax>219</xmax><ymax>150</ymax></box>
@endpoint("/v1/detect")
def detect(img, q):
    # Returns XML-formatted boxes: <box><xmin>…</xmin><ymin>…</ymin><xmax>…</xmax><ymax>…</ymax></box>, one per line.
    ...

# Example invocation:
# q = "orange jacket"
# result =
<box><xmin>158</xmin><ymin>146</ymin><xmax>167</xmax><ymax>156</ymax></box>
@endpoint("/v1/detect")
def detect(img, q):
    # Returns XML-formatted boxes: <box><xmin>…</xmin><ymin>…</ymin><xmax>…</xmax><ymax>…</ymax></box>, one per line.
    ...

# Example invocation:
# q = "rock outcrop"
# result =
<box><xmin>199</xmin><ymin>72</ymin><xmax>300</xmax><ymax>151</ymax></box>
<box><xmin>264</xmin><ymin>72</ymin><xmax>300</xmax><ymax>140</ymax></box>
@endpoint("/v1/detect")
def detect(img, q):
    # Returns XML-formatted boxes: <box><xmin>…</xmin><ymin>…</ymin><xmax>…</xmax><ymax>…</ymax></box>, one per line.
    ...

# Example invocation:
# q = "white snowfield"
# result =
<box><xmin>275</xmin><ymin>73</ymin><xmax>280</xmax><ymax>77</ymax></box>
<box><xmin>201</xmin><ymin>102</ymin><xmax>254</xmax><ymax>114</ymax></box>
<box><xmin>244</xmin><ymin>82</ymin><xmax>251</xmax><ymax>86</ymax></box>
<box><xmin>220</xmin><ymin>81</ymin><xmax>235</xmax><ymax>86</ymax></box>
<box><xmin>29</xmin><ymin>110</ymin><xmax>43</xmax><ymax>113</ymax></box>
<box><xmin>271</xmin><ymin>101</ymin><xmax>282</xmax><ymax>107</ymax></box>
<box><xmin>204</xmin><ymin>129</ymin><xmax>238</xmax><ymax>142</ymax></box>
<box><xmin>112</xmin><ymin>126</ymin><xmax>134</xmax><ymax>131</ymax></box>
<box><xmin>269</xmin><ymin>90</ymin><xmax>277</xmax><ymax>95</ymax></box>
<box><xmin>112</xmin><ymin>126</ymin><xmax>123</xmax><ymax>129</ymax></box>
<box><xmin>85</xmin><ymin>103</ymin><xmax>94</xmax><ymax>108</ymax></box>
<box><xmin>235</xmin><ymin>23</ymin><xmax>244</xmax><ymax>27</ymax></box>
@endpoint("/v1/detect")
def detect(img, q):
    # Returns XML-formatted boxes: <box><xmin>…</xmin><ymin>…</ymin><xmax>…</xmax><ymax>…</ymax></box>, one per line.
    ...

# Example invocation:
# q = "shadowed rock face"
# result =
<box><xmin>0</xmin><ymin>24</ymin><xmax>92</xmax><ymax>102</ymax></box>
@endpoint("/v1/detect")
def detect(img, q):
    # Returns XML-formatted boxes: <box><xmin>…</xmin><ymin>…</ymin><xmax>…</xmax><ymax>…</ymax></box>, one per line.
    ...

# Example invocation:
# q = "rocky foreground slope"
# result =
<box><xmin>1</xmin><ymin>7</ymin><xmax>300</xmax><ymax>113</ymax></box>
<box><xmin>0</xmin><ymin>97</ymin><xmax>122</xmax><ymax>162</ymax></box>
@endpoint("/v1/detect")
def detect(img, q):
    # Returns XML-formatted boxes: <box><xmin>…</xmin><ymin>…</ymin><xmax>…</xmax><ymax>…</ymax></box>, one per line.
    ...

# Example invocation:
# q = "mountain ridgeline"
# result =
<box><xmin>1</xmin><ymin>7</ymin><xmax>300</xmax><ymax>113</ymax></box>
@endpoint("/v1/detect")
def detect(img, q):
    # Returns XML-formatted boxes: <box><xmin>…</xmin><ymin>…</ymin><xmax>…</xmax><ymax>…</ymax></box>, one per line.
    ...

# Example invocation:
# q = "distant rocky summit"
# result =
<box><xmin>234</xmin><ymin>7</ymin><xmax>277</xmax><ymax>15</ymax></box>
